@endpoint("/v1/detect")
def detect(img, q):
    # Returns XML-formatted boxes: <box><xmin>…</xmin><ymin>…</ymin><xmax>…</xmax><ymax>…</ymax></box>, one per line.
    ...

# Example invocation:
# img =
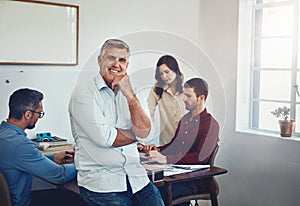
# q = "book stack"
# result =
<box><xmin>32</xmin><ymin>136</ymin><xmax>74</xmax><ymax>155</ymax></box>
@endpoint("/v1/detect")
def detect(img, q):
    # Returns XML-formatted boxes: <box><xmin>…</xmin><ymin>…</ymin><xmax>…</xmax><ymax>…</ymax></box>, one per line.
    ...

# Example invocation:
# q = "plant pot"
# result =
<box><xmin>278</xmin><ymin>120</ymin><xmax>296</xmax><ymax>137</ymax></box>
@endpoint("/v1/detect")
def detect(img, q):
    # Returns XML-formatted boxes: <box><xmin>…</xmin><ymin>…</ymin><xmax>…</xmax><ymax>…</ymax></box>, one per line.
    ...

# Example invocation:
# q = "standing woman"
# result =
<box><xmin>147</xmin><ymin>55</ymin><xmax>186</xmax><ymax>145</ymax></box>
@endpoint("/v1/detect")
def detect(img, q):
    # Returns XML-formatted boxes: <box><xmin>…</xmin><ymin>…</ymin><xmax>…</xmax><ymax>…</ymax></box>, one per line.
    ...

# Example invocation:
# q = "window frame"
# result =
<box><xmin>236</xmin><ymin>0</ymin><xmax>300</xmax><ymax>138</ymax></box>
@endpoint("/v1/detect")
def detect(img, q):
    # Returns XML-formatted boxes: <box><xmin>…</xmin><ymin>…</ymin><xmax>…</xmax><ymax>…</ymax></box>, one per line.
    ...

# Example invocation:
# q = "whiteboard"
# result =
<box><xmin>0</xmin><ymin>0</ymin><xmax>78</xmax><ymax>65</ymax></box>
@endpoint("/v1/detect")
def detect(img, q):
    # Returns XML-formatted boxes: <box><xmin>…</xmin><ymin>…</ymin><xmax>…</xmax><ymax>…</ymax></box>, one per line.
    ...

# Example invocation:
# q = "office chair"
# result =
<box><xmin>172</xmin><ymin>144</ymin><xmax>220</xmax><ymax>206</ymax></box>
<box><xmin>0</xmin><ymin>172</ymin><xmax>12</xmax><ymax>206</ymax></box>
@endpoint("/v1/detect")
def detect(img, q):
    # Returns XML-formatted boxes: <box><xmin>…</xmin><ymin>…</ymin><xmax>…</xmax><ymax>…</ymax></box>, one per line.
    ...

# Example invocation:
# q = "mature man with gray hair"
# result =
<box><xmin>69</xmin><ymin>39</ymin><xmax>164</xmax><ymax>206</ymax></box>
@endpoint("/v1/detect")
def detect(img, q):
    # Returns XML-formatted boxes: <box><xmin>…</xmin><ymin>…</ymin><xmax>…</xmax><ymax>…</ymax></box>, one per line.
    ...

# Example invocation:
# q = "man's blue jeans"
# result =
<box><xmin>79</xmin><ymin>180</ymin><xmax>165</xmax><ymax>206</ymax></box>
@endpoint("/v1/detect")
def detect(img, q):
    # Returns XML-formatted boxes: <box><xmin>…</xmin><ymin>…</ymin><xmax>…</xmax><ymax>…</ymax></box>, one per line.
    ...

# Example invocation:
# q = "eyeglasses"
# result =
<box><xmin>30</xmin><ymin>110</ymin><xmax>45</xmax><ymax>118</ymax></box>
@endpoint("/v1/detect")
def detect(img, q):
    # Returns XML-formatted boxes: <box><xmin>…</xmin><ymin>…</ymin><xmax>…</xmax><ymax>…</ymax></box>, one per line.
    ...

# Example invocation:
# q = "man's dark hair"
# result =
<box><xmin>8</xmin><ymin>88</ymin><xmax>43</xmax><ymax>120</ymax></box>
<box><xmin>184</xmin><ymin>78</ymin><xmax>209</xmax><ymax>100</ymax></box>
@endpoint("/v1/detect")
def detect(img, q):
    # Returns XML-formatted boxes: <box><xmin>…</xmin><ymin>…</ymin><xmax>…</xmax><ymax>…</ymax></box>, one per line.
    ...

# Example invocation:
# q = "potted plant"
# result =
<box><xmin>271</xmin><ymin>106</ymin><xmax>295</xmax><ymax>137</ymax></box>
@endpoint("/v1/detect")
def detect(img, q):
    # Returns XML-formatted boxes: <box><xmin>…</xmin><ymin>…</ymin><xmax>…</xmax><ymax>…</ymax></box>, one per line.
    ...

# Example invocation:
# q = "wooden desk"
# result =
<box><xmin>31</xmin><ymin>140</ymin><xmax>74</xmax><ymax>191</ymax></box>
<box><xmin>59</xmin><ymin>166</ymin><xmax>227</xmax><ymax>206</ymax></box>
<box><xmin>160</xmin><ymin>166</ymin><xmax>227</xmax><ymax>206</ymax></box>
<box><xmin>40</xmin><ymin>145</ymin><xmax>227</xmax><ymax>205</ymax></box>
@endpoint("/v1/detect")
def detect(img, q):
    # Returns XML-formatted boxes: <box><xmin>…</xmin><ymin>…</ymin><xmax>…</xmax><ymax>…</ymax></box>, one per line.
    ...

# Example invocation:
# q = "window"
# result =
<box><xmin>237</xmin><ymin>0</ymin><xmax>300</xmax><ymax>137</ymax></box>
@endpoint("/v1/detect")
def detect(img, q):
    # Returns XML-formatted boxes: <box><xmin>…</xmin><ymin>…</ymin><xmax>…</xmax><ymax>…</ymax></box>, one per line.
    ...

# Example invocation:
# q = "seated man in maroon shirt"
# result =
<box><xmin>142</xmin><ymin>77</ymin><xmax>220</xmax><ymax>206</ymax></box>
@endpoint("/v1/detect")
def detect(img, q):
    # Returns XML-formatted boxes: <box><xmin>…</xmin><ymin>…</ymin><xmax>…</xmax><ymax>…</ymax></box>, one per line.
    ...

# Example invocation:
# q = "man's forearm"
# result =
<box><xmin>112</xmin><ymin>129</ymin><xmax>137</xmax><ymax>147</ymax></box>
<box><xmin>128</xmin><ymin>95</ymin><xmax>151</xmax><ymax>138</ymax></box>
<box><xmin>117</xmin><ymin>75</ymin><xmax>151</xmax><ymax>138</ymax></box>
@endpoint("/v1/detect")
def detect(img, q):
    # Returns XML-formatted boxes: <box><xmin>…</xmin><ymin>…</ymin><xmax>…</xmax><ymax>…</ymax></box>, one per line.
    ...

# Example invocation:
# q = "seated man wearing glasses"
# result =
<box><xmin>0</xmin><ymin>88</ymin><xmax>80</xmax><ymax>206</ymax></box>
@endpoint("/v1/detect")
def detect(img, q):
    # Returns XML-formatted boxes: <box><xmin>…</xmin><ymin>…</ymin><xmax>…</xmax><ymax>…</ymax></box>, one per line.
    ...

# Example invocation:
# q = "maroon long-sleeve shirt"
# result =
<box><xmin>158</xmin><ymin>108</ymin><xmax>219</xmax><ymax>164</ymax></box>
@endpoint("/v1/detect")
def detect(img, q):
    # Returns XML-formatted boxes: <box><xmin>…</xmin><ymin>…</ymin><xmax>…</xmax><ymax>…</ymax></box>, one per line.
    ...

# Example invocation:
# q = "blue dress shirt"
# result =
<box><xmin>0</xmin><ymin>121</ymin><xmax>76</xmax><ymax>206</ymax></box>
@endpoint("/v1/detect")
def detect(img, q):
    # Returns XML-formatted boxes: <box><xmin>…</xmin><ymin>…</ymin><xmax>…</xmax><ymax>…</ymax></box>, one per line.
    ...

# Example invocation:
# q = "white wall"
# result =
<box><xmin>1</xmin><ymin>0</ymin><xmax>300</xmax><ymax>206</ymax></box>
<box><xmin>0</xmin><ymin>0</ymin><xmax>200</xmax><ymax>140</ymax></box>
<box><xmin>199</xmin><ymin>0</ymin><xmax>300</xmax><ymax>206</ymax></box>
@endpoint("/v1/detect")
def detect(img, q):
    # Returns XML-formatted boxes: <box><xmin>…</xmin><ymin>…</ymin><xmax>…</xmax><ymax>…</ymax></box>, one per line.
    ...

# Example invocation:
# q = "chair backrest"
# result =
<box><xmin>171</xmin><ymin>144</ymin><xmax>221</xmax><ymax>205</ymax></box>
<box><xmin>0</xmin><ymin>172</ymin><xmax>12</xmax><ymax>206</ymax></box>
<box><xmin>208</xmin><ymin>144</ymin><xmax>219</xmax><ymax>166</ymax></box>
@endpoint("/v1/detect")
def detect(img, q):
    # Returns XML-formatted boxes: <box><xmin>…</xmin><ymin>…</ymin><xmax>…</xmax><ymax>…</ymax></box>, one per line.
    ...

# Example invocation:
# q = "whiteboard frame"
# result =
<box><xmin>0</xmin><ymin>0</ymin><xmax>79</xmax><ymax>65</ymax></box>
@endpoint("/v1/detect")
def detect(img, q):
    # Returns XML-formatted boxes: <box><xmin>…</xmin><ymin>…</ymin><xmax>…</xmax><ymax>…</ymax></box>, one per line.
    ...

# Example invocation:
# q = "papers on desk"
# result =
<box><xmin>164</xmin><ymin>164</ymin><xmax>210</xmax><ymax>176</ymax></box>
<box><xmin>140</xmin><ymin>153</ymin><xmax>210</xmax><ymax>176</ymax></box>
<box><xmin>142</xmin><ymin>162</ymin><xmax>210</xmax><ymax>177</ymax></box>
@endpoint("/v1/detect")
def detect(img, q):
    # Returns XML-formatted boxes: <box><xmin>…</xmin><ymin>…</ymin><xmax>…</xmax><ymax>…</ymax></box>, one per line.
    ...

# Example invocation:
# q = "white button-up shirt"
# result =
<box><xmin>69</xmin><ymin>73</ymin><xmax>151</xmax><ymax>193</ymax></box>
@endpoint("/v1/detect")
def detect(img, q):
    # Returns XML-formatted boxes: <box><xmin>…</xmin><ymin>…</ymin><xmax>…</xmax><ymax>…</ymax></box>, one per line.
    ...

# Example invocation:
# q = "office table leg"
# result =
<box><xmin>166</xmin><ymin>183</ymin><xmax>173</xmax><ymax>206</ymax></box>
<box><xmin>209</xmin><ymin>177</ymin><xmax>218</xmax><ymax>206</ymax></box>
